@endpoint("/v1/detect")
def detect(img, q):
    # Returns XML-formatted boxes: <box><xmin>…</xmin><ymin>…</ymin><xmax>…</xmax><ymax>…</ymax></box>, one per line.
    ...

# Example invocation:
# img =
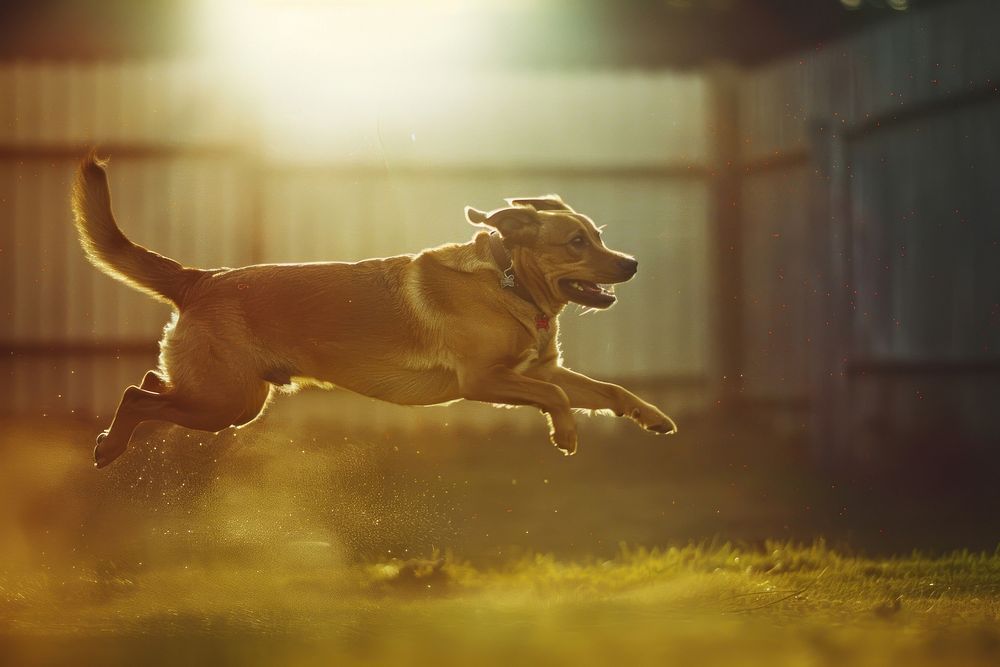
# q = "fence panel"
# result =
<box><xmin>737</xmin><ymin>0</ymin><xmax>1000</xmax><ymax>459</ymax></box>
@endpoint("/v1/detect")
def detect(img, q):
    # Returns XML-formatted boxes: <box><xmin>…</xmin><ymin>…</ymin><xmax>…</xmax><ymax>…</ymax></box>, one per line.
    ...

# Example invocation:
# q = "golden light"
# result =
<box><xmin>196</xmin><ymin>0</ymin><xmax>488</xmax><ymax>158</ymax></box>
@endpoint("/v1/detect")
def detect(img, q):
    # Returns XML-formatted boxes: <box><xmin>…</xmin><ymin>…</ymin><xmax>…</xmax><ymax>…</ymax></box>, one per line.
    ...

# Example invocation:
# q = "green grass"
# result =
<box><xmin>2</xmin><ymin>416</ymin><xmax>999</xmax><ymax>665</ymax></box>
<box><xmin>3</xmin><ymin>542</ymin><xmax>1000</xmax><ymax>666</ymax></box>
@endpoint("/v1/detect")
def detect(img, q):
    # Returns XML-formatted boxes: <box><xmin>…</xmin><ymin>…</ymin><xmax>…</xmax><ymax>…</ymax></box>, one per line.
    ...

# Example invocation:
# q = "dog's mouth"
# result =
<box><xmin>560</xmin><ymin>279</ymin><xmax>616</xmax><ymax>308</ymax></box>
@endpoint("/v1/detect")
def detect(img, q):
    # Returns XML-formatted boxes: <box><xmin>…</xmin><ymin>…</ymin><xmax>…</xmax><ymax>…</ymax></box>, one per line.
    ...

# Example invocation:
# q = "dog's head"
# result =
<box><xmin>465</xmin><ymin>195</ymin><xmax>638</xmax><ymax>310</ymax></box>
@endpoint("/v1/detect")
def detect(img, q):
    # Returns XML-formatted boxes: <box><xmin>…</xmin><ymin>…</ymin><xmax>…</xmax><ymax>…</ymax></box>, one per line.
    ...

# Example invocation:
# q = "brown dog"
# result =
<box><xmin>72</xmin><ymin>154</ymin><xmax>676</xmax><ymax>468</ymax></box>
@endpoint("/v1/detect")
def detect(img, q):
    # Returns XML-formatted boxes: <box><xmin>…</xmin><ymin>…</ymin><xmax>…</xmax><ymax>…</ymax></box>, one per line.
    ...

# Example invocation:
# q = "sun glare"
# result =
<box><xmin>197</xmin><ymin>0</ymin><xmax>484</xmax><ymax>158</ymax></box>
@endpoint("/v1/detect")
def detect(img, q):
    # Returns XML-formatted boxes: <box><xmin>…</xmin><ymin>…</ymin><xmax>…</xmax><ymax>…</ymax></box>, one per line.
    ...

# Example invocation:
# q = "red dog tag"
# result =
<box><xmin>535</xmin><ymin>314</ymin><xmax>550</xmax><ymax>331</ymax></box>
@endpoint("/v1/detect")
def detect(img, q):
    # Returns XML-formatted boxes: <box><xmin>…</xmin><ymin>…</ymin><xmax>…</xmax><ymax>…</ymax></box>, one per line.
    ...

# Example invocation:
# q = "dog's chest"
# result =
<box><xmin>512</xmin><ymin>321</ymin><xmax>555</xmax><ymax>372</ymax></box>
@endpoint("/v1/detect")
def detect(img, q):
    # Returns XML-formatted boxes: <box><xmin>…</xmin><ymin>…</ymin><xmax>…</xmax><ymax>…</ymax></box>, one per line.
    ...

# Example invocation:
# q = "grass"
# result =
<box><xmin>3</xmin><ymin>542</ymin><xmax>1000</xmax><ymax>666</ymax></box>
<box><xmin>1</xmin><ymin>414</ymin><xmax>999</xmax><ymax>665</ymax></box>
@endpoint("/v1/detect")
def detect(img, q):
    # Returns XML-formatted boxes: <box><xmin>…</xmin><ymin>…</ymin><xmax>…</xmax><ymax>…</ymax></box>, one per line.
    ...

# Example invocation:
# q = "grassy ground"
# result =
<box><xmin>2</xmin><ymin>543</ymin><xmax>1000</xmax><ymax>666</ymax></box>
<box><xmin>1</xmin><ymin>413</ymin><xmax>999</xmax><ymax>665</ymax></box>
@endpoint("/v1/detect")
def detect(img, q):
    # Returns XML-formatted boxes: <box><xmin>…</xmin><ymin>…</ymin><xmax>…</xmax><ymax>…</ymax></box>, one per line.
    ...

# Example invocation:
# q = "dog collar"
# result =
<box><xmin>487</xmin><ymin>232</ymin><xmax>548</xmax><ymax>326</ymax></box>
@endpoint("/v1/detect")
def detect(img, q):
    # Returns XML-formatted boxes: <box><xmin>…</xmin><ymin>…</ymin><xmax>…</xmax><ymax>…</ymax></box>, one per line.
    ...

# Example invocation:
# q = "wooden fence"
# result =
<box><xmin>738</xmin><ymin>0</ymin><xmax>1000</xmax><ymax>462</ymax></box>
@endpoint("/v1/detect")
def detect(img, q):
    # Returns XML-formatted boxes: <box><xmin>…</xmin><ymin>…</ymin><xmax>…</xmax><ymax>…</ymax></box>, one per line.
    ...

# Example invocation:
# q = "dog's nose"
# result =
<box><xmin>618</xmin><ymin>257</ymin><xmax>638</xmax><ymax>276</ymax></box>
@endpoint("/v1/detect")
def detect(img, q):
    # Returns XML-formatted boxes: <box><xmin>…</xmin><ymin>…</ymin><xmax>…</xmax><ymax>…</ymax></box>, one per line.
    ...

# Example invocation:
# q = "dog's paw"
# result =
<box><xmin>625</xmin><ymin>403</ymin><xmax>678</xmax><ymax>436</ymax></box>
<box><xmin>551</xmin><ymin>429</ymin><xmax>578</xmax><ymax>456</ymax></box>
<box><xmin>647</xmin><ymin>419</ymin><xmax>677</xmax><ymax>435</ymax></box>
<box><xmin>93</xmin><ymin>430</ymin><xmax>126</xmax><ymax>469</ymax></box>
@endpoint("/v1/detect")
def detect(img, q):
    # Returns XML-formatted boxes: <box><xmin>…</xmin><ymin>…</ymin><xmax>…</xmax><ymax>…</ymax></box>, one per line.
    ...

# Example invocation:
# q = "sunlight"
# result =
<box><xmin>196</xmin><ymin>0</ymin><xmax>487</xmax><ymax>158</ymax></box>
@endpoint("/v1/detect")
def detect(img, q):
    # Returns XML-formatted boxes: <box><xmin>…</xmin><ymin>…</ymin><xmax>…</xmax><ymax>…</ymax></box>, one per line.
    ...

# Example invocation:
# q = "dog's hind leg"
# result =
<box><xmin>93</xmin><ymin>370</ymin><xmax>167</xmax><ymax>444</ymax></box>
<box><xmin>93</xmin><ymin>370</ymin><xmax>167</xmax><ymax>449</ymax></box>
<box><xmin>93</xmin><ymin>381</ymin><xmax>270</xmax><ymax>468</ymax></box>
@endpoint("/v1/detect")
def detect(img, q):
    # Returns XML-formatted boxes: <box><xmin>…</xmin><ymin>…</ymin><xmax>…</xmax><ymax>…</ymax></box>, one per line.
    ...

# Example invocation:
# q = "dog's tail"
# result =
<box><xmin>72</xmin><ymin>152</ymin><xmax>201</xmax><ymax>307</ymax></box>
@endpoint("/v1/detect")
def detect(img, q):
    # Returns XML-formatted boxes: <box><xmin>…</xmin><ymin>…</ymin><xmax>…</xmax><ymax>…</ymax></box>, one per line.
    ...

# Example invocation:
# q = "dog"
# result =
<box><xmin>72</xmin><ymin>154</ymin><xmax>677</xmax><ymax>468</ymax></box>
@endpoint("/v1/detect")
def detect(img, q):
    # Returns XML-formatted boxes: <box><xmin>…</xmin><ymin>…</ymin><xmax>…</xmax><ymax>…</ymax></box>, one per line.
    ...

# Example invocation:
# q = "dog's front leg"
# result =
<box><xmin>459</xmin><ymin>366</ymin><xmax>578</xmax><ymax>455</ymax></box>
<box><xmin>529</xmin><ymin>366</ymin><xmax>677</xmax><ymax>435</ymax></box>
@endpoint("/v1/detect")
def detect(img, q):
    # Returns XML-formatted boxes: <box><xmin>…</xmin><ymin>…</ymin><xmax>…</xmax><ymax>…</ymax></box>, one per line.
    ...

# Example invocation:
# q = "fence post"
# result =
<box><xmin>707</xmin><ymin>64</ymin><xmax>744</xmax><ymax>407</ymax></box>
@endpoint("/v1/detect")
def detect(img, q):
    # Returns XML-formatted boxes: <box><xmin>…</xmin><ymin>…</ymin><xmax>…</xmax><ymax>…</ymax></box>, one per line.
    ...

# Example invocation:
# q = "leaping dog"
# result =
<box><xmin>72</xmin><ymin>154</ymin><xmax>676</xmax><ymax>468</ymax></box>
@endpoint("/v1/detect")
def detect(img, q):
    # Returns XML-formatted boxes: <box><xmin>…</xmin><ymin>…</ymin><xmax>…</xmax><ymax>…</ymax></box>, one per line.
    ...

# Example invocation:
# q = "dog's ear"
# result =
<box><xmin>465</xmin><ymin>205</ymin><xmax>540</xmax><ymax>245</ymax></box>
<box><xmin>505</xmin><ymin>194</ymin><xmax>573</xmax><ymax>212</ymax></box>
<box><xmin>465</xmin><ymin>206</ymin><xmax>490</xmax><ymax>225</ymax></box>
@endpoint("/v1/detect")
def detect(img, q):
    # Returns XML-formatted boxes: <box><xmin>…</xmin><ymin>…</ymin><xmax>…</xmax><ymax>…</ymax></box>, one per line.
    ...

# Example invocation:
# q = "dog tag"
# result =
<box><xmin>500</xmin><ymin>271</ymin><xmax>516</xmax><ymax>289</ymax></box>
<box><xmin>535</xmin><ymin>314</ymin><xmax>550</xmax><ymax>331</ymax></box>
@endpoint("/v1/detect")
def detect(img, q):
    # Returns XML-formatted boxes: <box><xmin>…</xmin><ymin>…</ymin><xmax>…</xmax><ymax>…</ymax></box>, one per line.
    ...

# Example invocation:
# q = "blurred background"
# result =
<box><xmin>1</xmin><ymin>0</ymin><xmax>999</xmax><ymax>569</ymax></box>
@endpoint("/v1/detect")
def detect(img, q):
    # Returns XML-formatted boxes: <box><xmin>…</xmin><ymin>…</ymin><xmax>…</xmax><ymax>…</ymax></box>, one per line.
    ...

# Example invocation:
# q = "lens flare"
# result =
<box><xmin>196</xmin><ymin>0</ymin><xmax>483</xmax><ymax>157</ymax></box>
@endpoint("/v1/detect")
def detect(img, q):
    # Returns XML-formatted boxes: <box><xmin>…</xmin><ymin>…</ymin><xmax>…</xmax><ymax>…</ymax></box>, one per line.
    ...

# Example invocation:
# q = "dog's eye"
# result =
<box><xmin>570</xmin><ymin>236</ymin><xmax>587</xmax><ymax>248</ymax></box>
